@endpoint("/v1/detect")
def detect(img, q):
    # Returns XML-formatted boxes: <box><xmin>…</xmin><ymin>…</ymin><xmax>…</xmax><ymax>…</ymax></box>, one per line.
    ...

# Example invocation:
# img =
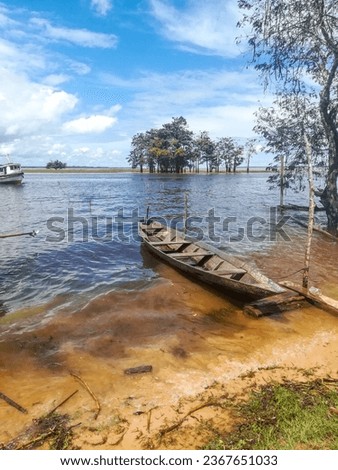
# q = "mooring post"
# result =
<box><xmin>184</xmin><ymin>192</ymin><xmax>188</xmax><ymax>233</ymax></box>
<box><xmin>303</xmin><ymin>133</ymin><xmax>315</xmax><ymax>290</ymax></box>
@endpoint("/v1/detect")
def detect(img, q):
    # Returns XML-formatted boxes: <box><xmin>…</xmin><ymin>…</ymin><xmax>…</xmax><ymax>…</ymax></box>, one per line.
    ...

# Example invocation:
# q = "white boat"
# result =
<box><xmin>0</xmin><ymin>157</ymin><xmax>24</xmax><ymax>184</ymax></box>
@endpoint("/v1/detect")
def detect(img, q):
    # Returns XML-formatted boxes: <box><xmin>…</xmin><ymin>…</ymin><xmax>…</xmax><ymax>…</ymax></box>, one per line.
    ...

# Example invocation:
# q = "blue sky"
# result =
<box><xmin>0</xmin><ymin>0</ymin><xmax>272</xmax><ymax>167</ymax></box>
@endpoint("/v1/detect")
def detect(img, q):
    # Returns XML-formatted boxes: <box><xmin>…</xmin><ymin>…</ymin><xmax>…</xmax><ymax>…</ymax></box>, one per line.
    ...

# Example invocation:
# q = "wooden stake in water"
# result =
<box><xmin>303</xmin><ymin>133</ymin><xmax>315</xmax><ymax>290</ymax></box>
<box><xmin>184</xmin><ymin>192</ymin><xmax>188</xmax><ymax>233</ymax></box>
<box><xmin>280</xmin><ymin>154</ymin><xmax>285</xmax><ymax>207</ymax></box>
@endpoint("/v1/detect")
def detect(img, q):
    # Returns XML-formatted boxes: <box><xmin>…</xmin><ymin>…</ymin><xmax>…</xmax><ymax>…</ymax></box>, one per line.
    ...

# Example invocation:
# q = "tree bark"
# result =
<box><xmin>303</xmin><ymin>133</ymin><xmax>315</xmax><ymax>289</ymax></box>
<box><xmin>319</xmin><ymin>55</ymin><xmax>338</xmax><ymax>235</ymax></box>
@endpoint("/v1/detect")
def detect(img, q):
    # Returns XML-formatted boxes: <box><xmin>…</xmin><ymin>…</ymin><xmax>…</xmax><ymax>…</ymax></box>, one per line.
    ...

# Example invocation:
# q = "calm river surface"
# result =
<box><xmin>0</xmin><ymin>172</ymin><xmax>327</xmax><ymax>315</ymax></box>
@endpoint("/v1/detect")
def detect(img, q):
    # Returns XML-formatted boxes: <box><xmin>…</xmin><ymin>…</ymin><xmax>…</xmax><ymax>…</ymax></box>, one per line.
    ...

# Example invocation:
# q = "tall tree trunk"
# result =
<box><xmin>319</xmin><ymin>56</ymin><xmax>338</xmax><ymax>236</ymax></box>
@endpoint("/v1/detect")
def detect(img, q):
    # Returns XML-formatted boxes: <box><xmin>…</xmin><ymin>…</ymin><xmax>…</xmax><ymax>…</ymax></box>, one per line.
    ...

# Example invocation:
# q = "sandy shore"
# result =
<box><xmin>0</xmin><ymin>255</ymin><xmax>337</xmax><ymax>450</ymax></box>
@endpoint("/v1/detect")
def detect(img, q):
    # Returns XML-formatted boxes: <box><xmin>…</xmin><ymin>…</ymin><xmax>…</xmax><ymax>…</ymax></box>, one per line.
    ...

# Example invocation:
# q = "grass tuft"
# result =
<box><xmin>205</xmin><ymin>379</ymin><xmax>338</xmax><ymax>450</ymax></box>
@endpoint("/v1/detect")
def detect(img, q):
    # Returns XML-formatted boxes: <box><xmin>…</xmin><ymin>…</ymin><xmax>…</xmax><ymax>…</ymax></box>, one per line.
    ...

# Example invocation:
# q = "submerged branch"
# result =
<box><xmin>70</xmin><ymin>372</ymin><xmax>101</xmax><ymax>420</ymax></box>
<box><xmin>0</xmin><ymin>391</ymin><xmax>28</xmax><ymax>414</ymax></box>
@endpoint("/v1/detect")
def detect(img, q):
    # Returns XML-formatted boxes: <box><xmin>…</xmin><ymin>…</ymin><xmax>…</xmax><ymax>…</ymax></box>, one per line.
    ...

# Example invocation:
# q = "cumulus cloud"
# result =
<box><xmin>62</xmin><ymin>115</ymin><xmax>118</xmax><ymax>134</ymax></box>
<box><xmin>0</xmin><ymin>69</ymin><xmax>78</xmax><ymax>137</ymax></box>
<box><xmin>31</xmin><ymin>18</ymin><xmax>118</xmax><ymax>48</ymax></box>
<box><xmin>149</xmin><ymin>0</ymin><xmax>241</xmax><ymax>57</ymax></box>
<box><xmin>91</xmin><ymin>0</ymin><xmax>113</xmax><ymax>16</ymax></box>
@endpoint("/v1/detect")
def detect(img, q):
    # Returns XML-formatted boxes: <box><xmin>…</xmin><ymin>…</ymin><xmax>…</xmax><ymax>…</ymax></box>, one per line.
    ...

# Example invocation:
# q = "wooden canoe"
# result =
<box><xmin>139</xmin><ymin>220</ymin><xmax>286</xmax><ymax>301</ymax></box>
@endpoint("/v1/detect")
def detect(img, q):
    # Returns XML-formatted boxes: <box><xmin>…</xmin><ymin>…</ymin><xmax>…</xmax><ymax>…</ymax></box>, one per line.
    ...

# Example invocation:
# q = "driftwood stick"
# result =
<box><xmin>70</xmin><ymin>372</ymin><xmax>101</xmax><ymax>419</ymax></box>
<box><xmin>17</xmin><ymin>431</ymin><xmax>55</xmax><ymax>450</ymax></box>
<box><xmin>0</xmin><ymin>391</ymin><xmax>28</xmax><ymax>414</ymax></box>
<box><xmin>0</xmin><ymin>230</ymin><xmax>38</xmax><ymax>239</ymax></box>
<box><xmin>147</xmin><ymin>409</ymin><xmax>152</xmax><ymax>433</ymax></box>
<box><xmin>147</xmin><ymin>408</ymin><xmax>156</xmax><ymax>433</ymax></box>
<box><xmin>124</xmin><ymin>365</ymin><xmax>153</xmax><ymax>375</ymax></box>
<box><xmin>322</xmin><ymin>377</ymin><xmax>338</xmax><ymax>383</ymax></box>
<box><xmin>46</xmin><ymin>390</ymin><xmax>79</xmax><ymax>417</ymax></box>
<box><xmin>159</xmin><ymin>400</ymin><xmax>225</xmax><ymax>437</ymax></box>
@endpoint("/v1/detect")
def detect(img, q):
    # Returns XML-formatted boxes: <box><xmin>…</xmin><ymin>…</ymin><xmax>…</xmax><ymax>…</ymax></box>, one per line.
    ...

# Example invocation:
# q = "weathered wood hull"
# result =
<box><xmin>139</xmin><ymin>221</ymin><xmax>286</xmax><ymax>301</ymax></box>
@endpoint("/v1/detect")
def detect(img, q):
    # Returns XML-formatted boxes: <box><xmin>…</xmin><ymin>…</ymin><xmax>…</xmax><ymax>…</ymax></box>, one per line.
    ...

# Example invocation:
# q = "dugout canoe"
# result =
<box><xmin>139</xmin><ymin>220</ymin><xmax>286</xmax><ymax>301</ymax></box>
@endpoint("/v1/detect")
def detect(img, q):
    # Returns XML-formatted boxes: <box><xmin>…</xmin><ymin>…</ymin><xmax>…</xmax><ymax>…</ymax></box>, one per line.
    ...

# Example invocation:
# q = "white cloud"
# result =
<box><xmin>31</xmin><ymin>18</ymin><xmax>118</xmax><ymax>48</ymax></box>
<box><xmin>76</xmin><ymin>147</ymin><xmax>91</xmax><ymax>154</ymax></box>
<box><xmin>67</xmin><ymin>60</ymin><xmax>91</xmax><ymax>76</ymax></box>
<box><xmin>62</xmin><ymin>115</ymin><xmax>118</xmax><ymax>134</ymax></box>
<box><xmin>111</xmin><ymin>68</ymin><xmax>266</xmax><ymax>124</ymax></box>
<box><xmin>0</xmin><ymin>8</ymin><xmax>17</xmax><ymax>28</ymax></box>
<box><xmin>186</xmin><ymin>105</ymin><xmax>259</xmax><ymax>139</ymax></box>
<box><xmin>101</xmin><ymin>67</ymin><xmax>272</xmax><ymax>160</ymax></box>
<box><xmin>0</xmin><ymin>69</ymin><xmax>78</xmax><ymax>137</ymax></box>
<box><xmin>91</xmin><ymin>0</ymin><xmax>113</xmax><ymax>16</ymax></box>
<box><xmin>0</xmin><ymin>38</ymin><xmax>46</xmax><ymax>73</ymax></box>
<box><xmin>149</xmin><ymin>0</ymin><xmax>241</xmax><ymax>57</ymax></box>
<box><xmin>42</xmin><ymin>74</ymin><xmax>71</xmax><ymax>86</ymax></box>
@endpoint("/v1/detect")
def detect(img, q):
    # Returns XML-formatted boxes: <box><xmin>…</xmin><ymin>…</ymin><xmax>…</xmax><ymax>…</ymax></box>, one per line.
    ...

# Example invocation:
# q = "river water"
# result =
<box><xmin>0</xmin><ymin>171</ymin><xmax>326</xmax><ymax>316</ymax></box>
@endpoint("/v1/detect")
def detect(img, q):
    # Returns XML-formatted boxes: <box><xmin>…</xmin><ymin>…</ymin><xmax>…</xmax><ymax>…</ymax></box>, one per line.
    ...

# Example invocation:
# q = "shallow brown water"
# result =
<box><xmin>1</xmin><ymin>241</ymin><xmax>337</xmax><ymax>448</ymax></box>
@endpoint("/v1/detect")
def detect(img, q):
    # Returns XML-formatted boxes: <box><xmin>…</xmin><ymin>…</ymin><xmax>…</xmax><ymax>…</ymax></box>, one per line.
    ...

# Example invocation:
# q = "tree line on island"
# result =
<box><xmin>46</xmin><ymin>160</ymin><xmax>67</xmax><ymax>170</ymax></box>
<box><xmin>128</xmin><ymin>116</ymin><xmax>254</xmax><ymax>174</ymax></box>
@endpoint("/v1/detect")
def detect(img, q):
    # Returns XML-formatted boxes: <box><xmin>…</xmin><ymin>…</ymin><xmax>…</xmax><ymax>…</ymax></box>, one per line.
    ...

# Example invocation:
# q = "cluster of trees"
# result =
<box><xmin>128</xmin><ymin>117</ymin><xmax>246</xmax><ymax>173</ymax></box>
<box><xmin>238</xmin><ymin>0</ymin><xmax>338</xmax><ymax>235</ymax></box>
<box><xmin>46</xmin><ymin>160</ymin><xmax>67</xmax><ymax>170</ymax></box>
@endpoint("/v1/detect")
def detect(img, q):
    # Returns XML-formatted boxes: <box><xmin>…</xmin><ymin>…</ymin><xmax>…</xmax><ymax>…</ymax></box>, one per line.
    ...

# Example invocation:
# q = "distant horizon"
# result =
<box><xmin>22</xmin><ymin>164</ymin><xmax>271</xmax><ymax>170</ymax></box>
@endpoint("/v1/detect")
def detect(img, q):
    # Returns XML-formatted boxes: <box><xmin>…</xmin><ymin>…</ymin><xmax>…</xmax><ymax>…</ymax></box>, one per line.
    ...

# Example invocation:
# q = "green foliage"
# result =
<box><xmin>46</xmin><ymin>159</ymin><xmax>67</xmax><ymax>170</ymax></box>
<box><xmin>128</xmin><ymin>116</ymin><xmax>244</xmax><ymax>173</ymax></box>
<box><xmin>254</xmin><ymin>94</ymin><xmax>327</xmax><ymax>192</ymax></box>
<box><xmin>238</xmin><ymin>0</ymin><xmax>338</xmax><ymax>233</ymax></box>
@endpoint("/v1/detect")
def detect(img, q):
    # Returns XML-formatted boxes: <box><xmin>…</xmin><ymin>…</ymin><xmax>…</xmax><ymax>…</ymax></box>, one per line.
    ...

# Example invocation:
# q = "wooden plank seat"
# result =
<box><xmin>151</xmin><ymin>241</ymin><xmax>190</xmax><ymax>246</ymax></box>
<box><xmin>145</xmin><ymin>228</ymin><xmax>164</xmax><ymax>233</ymax></box>
<box><xmin>214</xmin><ymin>268</ymin><xmax>246</xmax><ymax>275</ymax></box>
<box><xmin>170</xmin><ymin>251</ymin><xmax>212</xmax><ymax>258</ymax></box>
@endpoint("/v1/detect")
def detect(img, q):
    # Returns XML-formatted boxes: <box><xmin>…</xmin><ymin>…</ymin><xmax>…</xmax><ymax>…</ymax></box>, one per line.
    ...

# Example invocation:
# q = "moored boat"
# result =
<box><xmin>139</xmin><ymin>220</ymin><xmax>286</xmax><ymax>301</ymax></box>
<box><xmin>0</xmin><ymin>158</ymin><xmax>24</xmax><ymax>184</ymax></box>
